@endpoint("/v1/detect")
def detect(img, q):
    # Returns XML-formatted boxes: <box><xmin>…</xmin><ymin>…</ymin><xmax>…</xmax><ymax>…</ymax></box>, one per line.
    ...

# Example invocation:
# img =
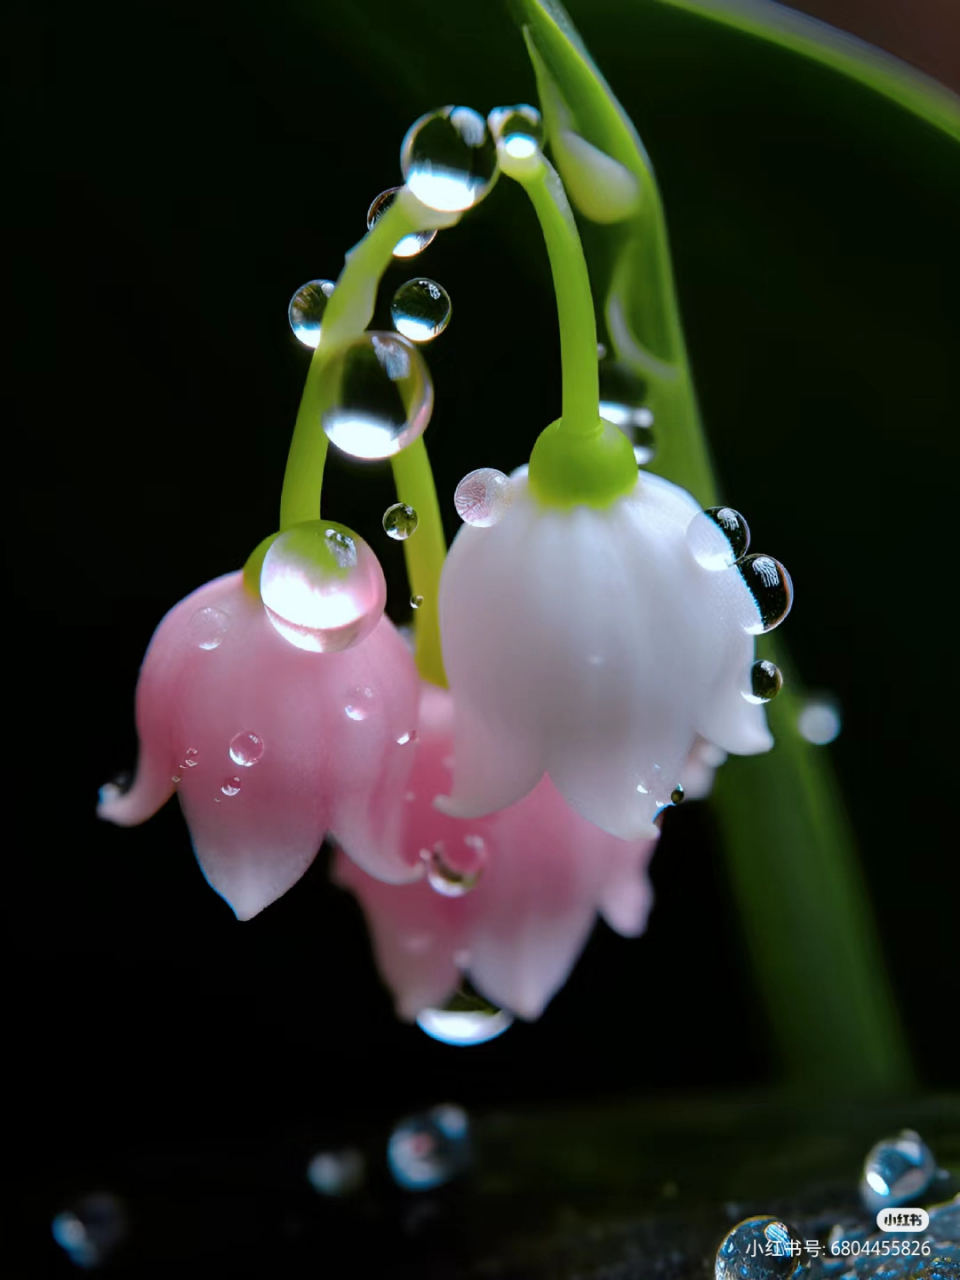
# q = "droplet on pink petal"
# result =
<box><xmin>421</xmin><ymin>833</ymin><xmax>488</xmax><ymax>897</ymax></box>
<box><xmin>260</xmin><ymin>521</ymin><xmax>386</xmax><ymax>652</ymax></box>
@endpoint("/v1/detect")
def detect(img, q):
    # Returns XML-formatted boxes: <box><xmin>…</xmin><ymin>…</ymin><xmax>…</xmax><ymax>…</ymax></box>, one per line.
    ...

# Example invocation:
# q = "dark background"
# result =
<box><xmin>7</xmin><ymin>0</ymin><xmax>960</xmax><ymax>1271</ymax></box>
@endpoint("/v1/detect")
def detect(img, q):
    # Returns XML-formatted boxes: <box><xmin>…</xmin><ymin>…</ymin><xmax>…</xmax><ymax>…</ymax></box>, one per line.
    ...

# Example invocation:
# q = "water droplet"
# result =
<box><xmin>318</xmin><ymin>331</ymin><xmax>433</xmax><ymax>460</ymax></box>
<box><xmin>391</xmin><ymin>277</ymin><xmax>452</xmax><ymax>343</ymax></box>
<box><xmin>261</xmin><ymin>520</ymin><xmax>386</xmax><ymax>652</ymax></box>
<box><xmin>454</xmin><ymin>467</ymin><xmax>513</xmax><ymax>527</ymax></box>
<box><xmin>171</xmin><ymin>774</ymin><xmax>182</xmax><ymax>784</ymax></box>
<box><xmin>382</xmin><ymin>502</ymin><xmax>419</xmax><ymax>540</ymax></box>
<box><xmin>738</xmin><ymin>554</ymin><xmax>793</xmax><ymax>633</ymax></box>
<box><xmin>387</xmin><ymin>1104</ymin><xmax>471</xmax><ymax>1190</ymax></box>
<box><xmin>687</xmin><ymin>506</ymin><xmax>751</xmax><ymax>571</ymax></box>
<box><xmin>288</xmin><ymin>279</ymin><xmax>335</xmax><ymax>348</ymax></box>
<box><xmin>488</xmin><ymin>104</ymin><xmax>543</xmax><ymax>159</ymax></box>
<box><xmin>422</xmin><ymin>835</ymin><xmax>487</xmax><ymax>897</ymax></box>
<box><xmin>861</xmin><ymin>1131</ymin><xmax>936</xmax><ymax>1212</ymax></box>
<box><xmin>396</xmin><ymin>729</ymin><xmax>417</xmax><ymax>745</ymax></box>
<box><xmin>598</xmin><ymin>362</ymin><xmax>656</xmax><ymax>463</ymax></box>
<box><xmin>221</xmin><ymin>777</ymin><xmax>242</xmax><ymax>797</ymax></box>
<box><xmin>401</xmin><ymin>106</ymin><xmax>498</xmax><ymax>212</ymax></box>
<box><xmin>743</xmin><ymin>659</ymin><xmax>783</xmax><ymax>705</ymax></box>
<box><xmin>410</xmin><ymin>594</ymin><xmax>423</xmax><ymax>610</ymax></box>
<box><xmin>714</xmin><ymin>1215</ymin><xmax>804</xmax><ymax>1280</ymax></box>
<box><xmin>182</xmin><ymin>747</ymin><xmax>199</xmax><ymax>768</ymax></box>
<box><xmin>52</xmin><ymin>1193</ymin><xmax>127</xmax><ymax>1270</ymax></box>
<box><xmin>671</xmin><ymin>784</ymin><xmax>685</xmax><ymax>805</ymax></box>
<box><xmin>367</xmin><ymin>187</ymin><xmax>437</xmax><ymax>258</ymax></box>
<box><xmin>306</xmin><ymin>1149</ymin><xmax>366</xmax><ymax>1197</ymax></box>
<box><xmin>417</xmin><ymin>1005</ymin><xmax>513</xmax><ymax>1047</ymax></box>
<box><xmin>189</xmin><ymin>605</ymin><xmax>231</xmax><ymax>650</ymax></box>
<box><xmin>229</xmin><ymin>730</ymin><xmax>264</xmax><ymax>767</ymax></box>
<box><xmin>797</xmin><ymin>698</ymin><xmax>841</xmax><ymax>745</ymax></box>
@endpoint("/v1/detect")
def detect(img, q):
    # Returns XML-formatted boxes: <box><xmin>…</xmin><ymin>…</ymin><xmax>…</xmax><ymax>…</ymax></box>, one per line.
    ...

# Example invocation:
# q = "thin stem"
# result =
<box><xmin>278</xmin><ymin>197</ymin><xmax>421</xmax><ymax>531</ymax></box>
<box><xmin>391</xmin><ymin>440</ymin><xmax>448</xmax><ymax>687</ymax></box>
<box><xmin>511</xmin><ymin>157</ymin><xmax>600</xmax><ymax>436</ymax></box>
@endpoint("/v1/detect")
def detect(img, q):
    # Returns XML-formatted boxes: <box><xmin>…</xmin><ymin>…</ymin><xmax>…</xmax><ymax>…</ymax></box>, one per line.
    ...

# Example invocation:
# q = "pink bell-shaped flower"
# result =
<box><xmin>99</xmin><ymin>523</ymin><xmax>422</xmax><ymax>920</ymax></box>
<box><xmin>333</xmin><ymin>682</ymin><xmax>658</xmax><ymax>1023</ymax></box>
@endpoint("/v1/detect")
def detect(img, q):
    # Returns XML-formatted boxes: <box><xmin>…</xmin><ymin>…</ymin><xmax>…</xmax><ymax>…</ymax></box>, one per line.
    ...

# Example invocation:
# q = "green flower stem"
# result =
<box><xmin>510</xmin><ymin>157</ymin><xmax>600</xmax><ymax>437</ymax></box>
<box><xmin>391</xmin><ymin>440</ymin><xmax>448</xmax><ymax>687</ymax></box>
<box><xmin>278</xmin><ymin>197</ymin><xmax>420</xmax><ymax>531</ymax></box>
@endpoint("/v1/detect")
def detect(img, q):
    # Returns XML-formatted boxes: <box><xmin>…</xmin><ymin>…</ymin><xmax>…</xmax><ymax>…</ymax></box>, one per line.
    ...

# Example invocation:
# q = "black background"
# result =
<box><xmin>7</xmin><ymin>0</ymin><xmax>960</xmax><ymax>1269</ymax></box>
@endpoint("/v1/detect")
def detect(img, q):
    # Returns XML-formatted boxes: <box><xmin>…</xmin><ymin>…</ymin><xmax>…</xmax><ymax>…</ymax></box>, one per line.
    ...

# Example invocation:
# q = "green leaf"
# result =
<box><xmin>514</xmin><ymin>0</ymin><xmax>919</xmax><ymax>1088</ymax></box>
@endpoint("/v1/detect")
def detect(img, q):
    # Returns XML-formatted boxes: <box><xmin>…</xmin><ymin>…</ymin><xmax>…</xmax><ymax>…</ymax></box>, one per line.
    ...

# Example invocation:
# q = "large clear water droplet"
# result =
<box><xmin>797</xmin><ymin>698</ymin><xmax>842</xmax><ymax>745</ymax></box>
<box><xmin>288</xmin><ymin>279</ymin><xmax>335</xmax><ymax>348</ymax></box>
<box><xmin>401</xmin><ymin>106</ymin><xmax>498</xmax><ymax>212</ymax></box>
<box><xmin>382</xmin><ymin>502</ymin><xmax>419</xmax><ymax>540</ymax></box>
<box><xmin>861</xmin><ymin>1131</ymin><xmax>936</xmax><ymax>1212</ymax></box>
<box><xmin>228</xmin><ymin>731</ymin><xmax>264</xmax><ymax>767</ymax></box>
<box><xmin>488</xmin><ymin>104</ymin><xmax>544</xmax><ymax>160</ymax></box>
<box><xmin>422</xmin><ymin>835</ymin><xmax>487</xmax><ymax>897</ymax></box>
<box><xmin>52</xmin><ymin>1193</ymin><xmax>127</xmax><ymax>1270</ymax></box>
<box><xmin>454</xmin><ymin>468</ymin><xmax>513</xmax><ymax>527</ymax></box>
<box><xmin>344</xmin><ymin>684</ymin><xmax>374</xmax><ymax>721</ymax></box>
<box><xmin>416</xmin><ymin>982</ymin><xmax>513</xmax><ymax>1046</ymax></box>
<box><xmin>687</xmin><ymin>507</ymin><xmax>751</xmax><ymax>571</ymax></box>
<box><xmin>391</xmin><ymin>277</ymin><xmax>451</xmax><ymax>343</ymax></box>
<box><xmin>318</xmin><ymin>331</ymin><xmax>433</xmax><ymax>460</ymax></box>
<box><xmin>738</xmin><ymin>555</ymin><xmax>793</xmax><ymax>634</ymax></box>
<box><xmin>260</xmin><ymin>521</ymin><xmax>386</xmax><ymax>652</ymax></box>
<box><xmin>743</xmin><ymin>659</ymin><xmax>783</xmax><ymax>705</ymax></box>
<box><xmin>306</xmin><ymin>1149</ymin><xmax>366</xmax><ymax>1197</ymax></box>
<box><xmin>189</xmin><ymin>606</ymin><xmax>231</xmax><ymax>650</ymax></box>
<box><xmin>367</xmin><ymin>187</ymin><xmax>437</xmax><ymax>259</ymax></box>
<box><xmin>714</xmin><ymin>1215</ymin><xmax>805</xmax><ymax>1280</ymax></box>
<box><xmin>387</xmin><ymin>1104</ymin><xmax>471</xmax><ymax>1190</ymax></box>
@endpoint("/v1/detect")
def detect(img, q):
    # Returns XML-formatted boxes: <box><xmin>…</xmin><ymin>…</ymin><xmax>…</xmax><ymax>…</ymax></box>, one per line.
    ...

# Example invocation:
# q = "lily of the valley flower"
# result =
<box><xmin>334</xmin><ymin>682</ymin><xmax>658</xmax><ymax>1021</ymax></box>
<box><xmin>99</xmin><ymin>563</ymin><xmax>422</xmax><ymax>920</ymax></box>
<box><xmin>437</xmin><ymin>467</ymin><xmax>773</xmax><ymax>840</ymax></box>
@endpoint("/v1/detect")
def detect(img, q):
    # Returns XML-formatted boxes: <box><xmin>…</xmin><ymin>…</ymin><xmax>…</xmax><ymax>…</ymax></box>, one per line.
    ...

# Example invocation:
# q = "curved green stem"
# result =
<box><xmin>390</xmin><ymin>441</ymin><xmax>448</xmax><ymax>687</ymax></box>
<box><xmin>510</xmin><ymin>157</ymin><xmax>600</xmax><ymax>436</ymax></box>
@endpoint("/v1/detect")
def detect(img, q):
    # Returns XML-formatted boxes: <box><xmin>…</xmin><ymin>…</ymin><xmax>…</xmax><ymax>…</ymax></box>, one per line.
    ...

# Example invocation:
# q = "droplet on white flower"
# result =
<box><xmin>454</xmin><ymin>468</ymin><xmax>513</xmax><ymax>527</ymax></box>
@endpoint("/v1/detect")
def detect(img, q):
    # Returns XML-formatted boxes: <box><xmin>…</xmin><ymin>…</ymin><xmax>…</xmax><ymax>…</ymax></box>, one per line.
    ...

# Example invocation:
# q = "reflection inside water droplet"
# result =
<box><xmin>382</xmin><ymin>502</ymin><xmax>419</xmax><ymax>540</ymax></box>
<box><xmin>319</xmin><ymin>331</ymin><xmax>433</xmax><ymax>460</ymax></box>
<box><xmin>401</xmin><ymin>106</ymin><xmax>498</xmax><ymax>212</ymax></box>
<box><xmin>454</xmin><ymin>468</ymin><xmax>513</xmax><ymax>527</ymax></box>
<box><xmin>738</xmin><ymin>554</ymin><xmax>793</xmax><ymax>634</ymax></box>
<box><xmin>422</xmin><ymin>835</ymin><xmax>486</xmax><ymax>897</ymax></box>
<box><xmin>743</xmin><ymin>659</ymin><xmax>783</xmax><ymax>705</ymax></box>
<box><xmin>687</xmin><ymin>507</ymin><xmax>751</xmax><ymax>571</ymax></box>
<box><xmin>190</xmin><ymin>606</ymin><xmax>231</xmax><ymax>650</ymax></box>
<box><xmin>288</xmin><ymin>279</ymin><xmax>335</xmax><ymax>348</ymax></box>
<box><xmin>391</xmin><ymin>278</ymin><xmax>451</xmax><ymax>343</ymax></box>
<box><xmin>367</xmin><ymin>187</ymin><xmax>437</xmax><ymax>258</ymax></box>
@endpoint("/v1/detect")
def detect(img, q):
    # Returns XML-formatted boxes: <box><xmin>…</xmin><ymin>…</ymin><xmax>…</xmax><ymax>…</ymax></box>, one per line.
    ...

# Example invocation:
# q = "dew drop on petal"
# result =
<box><xmin>714</xmin><ymin>1216</ymin><xmax>804</xmax><ymax>1280</ymax></box>
<box><xmin>797</xmin><ymin>698</ymin><xmax>842</xmax><ymax>745</ymax></box>
<box><xmin>229</xmin><ymin>731</ymin><xmax>264</xmax><ymax>767</ymax></box>
<box><xmin>382</xmin><ymin>502</ymin><xmax>419</xmax><ymax>540</ymax></box>
<box><xmin>410</xmin><ymin>594</ymin><xmax>423</xmax><ymax>610</ymax></box>
<box><xmin>306</xmin><ymin>1149</ymin><xmax>366</xmax><ymax>1197</ymax></box>
<box><xmin>367</xmin><ymin>187</ymin><xmax>437</xmax><ymax>259</ymax></box>
<box><xmin>743</xmin><ymin>659</ymin><xmax>783</xmax><ymax>705</ymax></box>
<box><xmin>261</xmin><ymin>521</ymin><xmax>386</xmax><ymax>652</ymax></box>
<box><xmin>387</xmin><ymin>1105</ymin><xmax>471</xmax><ymax>1189</ymax></box>
<box><xmin>319</xmin><ymin>331</ymin><xmax>433</xmax><ymax>460</ymax></box>
<box><xmin>488</xmin><ymin>104</ymin><xmax>543</xmax><ymax>159</ymax></box>
<box><xmin>189</xmin><ymin>606</ymin><xmax>231</xmax><ymax>650</ymax></box>
<box><xmin>454</xmin><ymin>467</ymin><xmax>513</xmax><ymax>527</ymax></box>
<box><xmin>417</xmin><ymin>1005</ymin><xmax>513</xmax><ymax>1047</ymax></box>
<box><xmin>171</xmin><ymin>774</ymin><xmax>181</xmax><ymax>784</ymax></box>
<box><xmin>738</xmin><ymin>554</ymin><xmax>793</xmax><ymax>634</ymax></box>
<box><xmin>860</xmin><ymin>1131</ymin><xmax>936</xmax><ymax>1211</ymax></box>
<box><xmin>221</xmin><ymin>777</ymin><xmax>242</xmax><ymax>797</ymax></box>
<box><xmin>391</xmin><ymin>277</ymin><xmax>452</xmax><ymax>343</ymax></box>
<box><xmin>182</xmin><ymin>747</ymin><xmax>200</xmax><ymax>768</ymax></box>
<box><xmin>401</xmin><ymin>106</ymin><xmax>498</xmax><ymax>212</ymax></box>
<box><xmin>687</xmin><ymin>507</ymin><xmax>751</xmax><ymax>571</ymax></box>
<box><xmin>671</xmin><ymin>785</ymin><xmax>685</xmax><ymax>805</ymax></box>
<box><xmin>396</xmin><ymin>729</ymin><xmax>417</xmax><ymax>745</ymax></box>
<box><xmin>288</xmin><ymin>279</ymin><xmax>335</xmax><ymax>348</ymax></box>
<box><xmin>422</xmin><ymin>835</ymin><xmax>486</xmax><ymax>897</ymax></box>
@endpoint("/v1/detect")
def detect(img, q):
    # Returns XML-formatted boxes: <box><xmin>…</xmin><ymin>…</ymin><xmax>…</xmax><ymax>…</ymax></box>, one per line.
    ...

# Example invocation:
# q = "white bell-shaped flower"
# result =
<box><xmin>436</xmin><ymin>467</ymin><xmax>777</xmax><ymax>840</ymax></box>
